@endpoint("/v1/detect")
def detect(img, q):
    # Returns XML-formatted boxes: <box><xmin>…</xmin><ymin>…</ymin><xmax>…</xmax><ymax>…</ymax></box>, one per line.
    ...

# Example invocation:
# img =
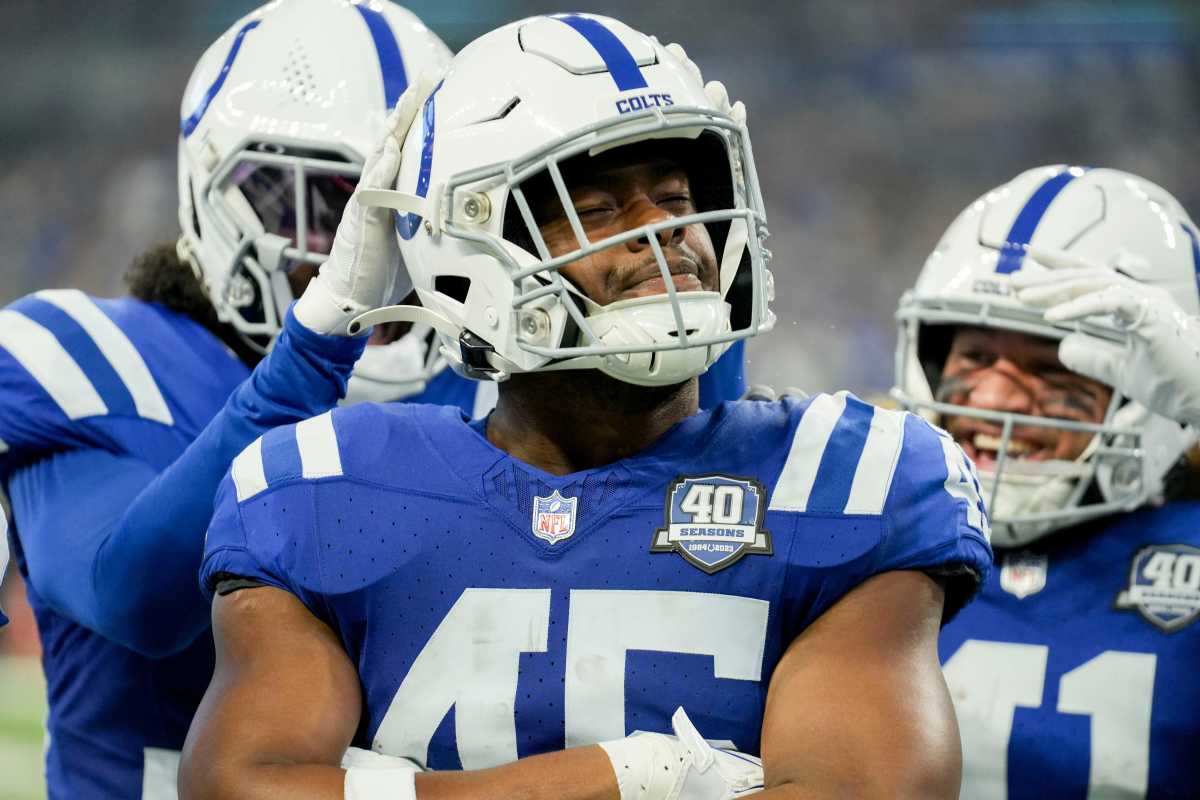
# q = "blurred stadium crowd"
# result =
<box><xmin>0</xmin><ymin>1</ymin><xmax>1198</xmax><ymax>793</ymax></box>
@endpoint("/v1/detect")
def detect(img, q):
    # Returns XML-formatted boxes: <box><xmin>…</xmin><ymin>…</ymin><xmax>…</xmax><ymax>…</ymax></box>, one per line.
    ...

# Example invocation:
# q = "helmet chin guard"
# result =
<box><xmin>892</xmin><ymin>165</ymin><xmax>1200</xmax><ymax>543</ymax></box>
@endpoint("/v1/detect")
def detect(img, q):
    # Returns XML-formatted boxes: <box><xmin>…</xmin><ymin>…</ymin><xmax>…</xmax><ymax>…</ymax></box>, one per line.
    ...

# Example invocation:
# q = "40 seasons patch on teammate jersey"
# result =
<box><xmin>651</xmin><ymin>475</ymin><xmax>772</xmax><ymax>573</ymax></box>
<box><xmin>202</xmin><ymin>393</ymin><xmax>991</xmax><ymax>768</ymax></box>
<box><xmin>1114</xmin><ymin>543</ymin><xmax>1200</xmax><ymax>632</ymax></box>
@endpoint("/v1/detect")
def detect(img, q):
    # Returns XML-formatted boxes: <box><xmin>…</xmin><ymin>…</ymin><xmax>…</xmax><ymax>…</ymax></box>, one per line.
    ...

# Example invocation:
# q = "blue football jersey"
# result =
<box><xmin>1</xmin><ymin>511</ymin><xmax>9</xmax><ymax>626</ymax></box>
<box><xmin>202</xmin><ymin>392</ymin><xmax>992</xmax><ymax>769</ymax></box>
<box><xmin>0</xmin><ymin>290</ymin><xmax>249</xmax><ymax>797</ymax></box>
<box><xmin>940</xmin><ymin>503</ymin><xmax>1200</xmax><ymax>800</ymax></box>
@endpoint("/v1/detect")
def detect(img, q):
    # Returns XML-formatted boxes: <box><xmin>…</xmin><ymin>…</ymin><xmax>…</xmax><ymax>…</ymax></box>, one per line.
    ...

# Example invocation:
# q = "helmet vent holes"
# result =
<box><xmin>283</xmin><ymin>41</ymin><xmax>317</xmax><ymax>104</ymax></box>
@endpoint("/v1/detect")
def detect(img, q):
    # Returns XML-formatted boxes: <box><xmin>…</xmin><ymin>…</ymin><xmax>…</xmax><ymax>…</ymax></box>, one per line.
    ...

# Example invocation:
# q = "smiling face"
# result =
<box><xmin>522</xmin><ymin>143</ymin><xmax>720</xmax><ymax>306</ymax></box>
<box><xmin>937</xmin><ymin>326</ymin><xmax>1113</xmax><ymax>470</ymax></box>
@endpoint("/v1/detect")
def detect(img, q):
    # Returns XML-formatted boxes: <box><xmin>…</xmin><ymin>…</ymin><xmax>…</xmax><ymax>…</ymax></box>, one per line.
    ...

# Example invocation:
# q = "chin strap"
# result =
<box><xmin>357</xmin><ymin>189</ymin><xmax>430</xmax><ymax>219</ymax></box>
<box><xmin>348</xmin><ymin>304</ymin><xmax>459</xmax><ymax>338</ymax></box>
<box><xmin>348</xmin><ymin>304</ymin><xmax>511</xmax><ymax>379</ymax></box>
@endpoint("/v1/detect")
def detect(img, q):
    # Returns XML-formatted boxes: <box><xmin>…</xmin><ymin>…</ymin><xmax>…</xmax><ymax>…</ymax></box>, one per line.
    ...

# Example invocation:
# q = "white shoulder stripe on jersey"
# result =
<box><xmin>0</xmin><ymin>309</ymin><xmax>108</xmax><ymax>420</ymax></box>
<box><xmin>768</xmin><ymin>392</ymin><xmax>848</xmax><ymax>512</ymax></box>
<box><xmin>297</xmin><ymin>412</ymin><xmax>343</xmax><ymax>479</ymax></box>
<box><xmin>231</xmin><ymin>437</ymin><xmax>268</xmax><ymax>502</ymax></box>
<box><xmin>36</xmin><ymin>290</ymin><xmax>174</xmax><ymax>426</ymax></box>
<box><xmin>842</xmin><ymin>407</ymin><xmax>907</xmax><ymax>515</ymax></box>
<box><xmin>0</xmin><ymin>436</ymin><xmax>8</xmax><ymax>454</ymax></box>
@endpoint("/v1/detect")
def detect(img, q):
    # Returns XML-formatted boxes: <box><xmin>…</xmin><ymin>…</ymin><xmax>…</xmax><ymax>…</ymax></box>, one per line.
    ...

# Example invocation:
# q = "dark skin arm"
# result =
<box><xmin>179</xmin><ymin>586</ymin><xmax>620</xmax><ymax>800</ymax></box>
<box><xmin>182</xmin><ymin>571</ymin><xmax>956</xmax><ymax>800</ymax></box>
<box><xmin>757</xmin><ymin>570</ymin><xmax>961</xmax><ymax>799</ymax></box>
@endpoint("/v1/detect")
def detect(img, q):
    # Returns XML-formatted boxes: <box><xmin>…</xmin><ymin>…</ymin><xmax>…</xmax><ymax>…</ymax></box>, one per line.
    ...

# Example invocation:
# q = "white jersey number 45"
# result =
<box><xmin>372</xmin><ymin>588</ymin><xmax>770</xmax><ymax>769</ymax></box>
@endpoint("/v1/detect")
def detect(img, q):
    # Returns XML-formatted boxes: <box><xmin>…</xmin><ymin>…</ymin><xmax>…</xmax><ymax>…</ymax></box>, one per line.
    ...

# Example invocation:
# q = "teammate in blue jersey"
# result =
<box><xmin>0</xmin><ymin>2</ymin><xmax>453</xmax><ymax>796</ymax></box>
<box><xmin>892</xmin><ymin>165</ymin><xmax>1200</xmax><ymax>799</ymax></box>
<box><xmin>183</xmin><ymin>16</ymin><xmax>992</xmax><ymax>800</ymax></box>
<box><xmin>1</xmin><ymin>511</ymin><xmax>9</xmax><ymax>626</ymax></box>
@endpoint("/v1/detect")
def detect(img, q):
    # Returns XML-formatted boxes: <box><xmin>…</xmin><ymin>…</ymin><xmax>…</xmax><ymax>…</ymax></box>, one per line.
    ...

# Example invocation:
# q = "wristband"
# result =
<box><xmin>344</xmin><ymin>766</ymin><xmax>417</xmax><ymax>800</ymax></box>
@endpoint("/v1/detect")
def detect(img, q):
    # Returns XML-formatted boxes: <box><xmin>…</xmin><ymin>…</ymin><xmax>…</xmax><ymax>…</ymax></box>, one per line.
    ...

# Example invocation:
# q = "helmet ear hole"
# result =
<box><xmin>434</xmin><ymin>275</ymin><xmax>471</xmax><ymax>304</ymax></box>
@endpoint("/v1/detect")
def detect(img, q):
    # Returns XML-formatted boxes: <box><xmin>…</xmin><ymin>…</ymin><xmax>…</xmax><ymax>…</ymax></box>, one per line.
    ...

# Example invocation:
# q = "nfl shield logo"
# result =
<box><xmin>1115</xmin><ymin>544</ymin><xmax>1200</xmax><ymax>632</ymax></box>
<box><xmin>532</xmin><ymin>490</ymin><xmax>578</xmax><ymax>545</ymax></box>
<box><xmin>999</xmin><ymin>551</ymin><xmax>1048</xmax><ymax>599</ymax></box>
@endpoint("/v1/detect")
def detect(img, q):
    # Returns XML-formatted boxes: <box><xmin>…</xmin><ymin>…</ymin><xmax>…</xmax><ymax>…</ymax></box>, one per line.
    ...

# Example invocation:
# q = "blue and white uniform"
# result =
<box><xmin>1</xmin><ymin>511</ymin><xmax>9</xmax><ymax>626</ymax></box>
<box><xmin>941</xmin><ymin>503</ymin><xmax>1200</xmax><ymax>800</ymax></box>
<box><xmin>202</xmin><ymin>392</ymin><xmax>991</xmax><ymax>766</ymax></box>
<box><xmin>0</xmin><ymin>291</ymin><xmax>364</xmax><ymax>798</ymax></box>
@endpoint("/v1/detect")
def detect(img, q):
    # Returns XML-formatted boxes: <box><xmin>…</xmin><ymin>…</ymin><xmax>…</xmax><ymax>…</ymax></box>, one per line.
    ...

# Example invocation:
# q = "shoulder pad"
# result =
<box><xmin>769</xmin><ymin>391</ymin><xmax>907</xmax><ymax>515</ymax></box>
<box><xmin>0</xmin><ymin>290</ymin><xmax>173</xmax><ymax>426</ymax></box>
<box><xmin>230</xmin><ymin>410</ymin><xmax>344</xmax><ymax>502</ymax></box>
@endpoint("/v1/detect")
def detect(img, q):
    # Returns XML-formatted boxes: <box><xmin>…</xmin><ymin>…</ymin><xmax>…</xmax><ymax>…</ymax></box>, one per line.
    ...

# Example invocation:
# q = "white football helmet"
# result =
<box><xmin>894</xmin><ymin>165</ymin><xmax>1200</xmax><ymax>546</ymax></box>
<box><xmin>176</xmin><ymin>0</ymin><xmax>451</xmax><ymax>369</ymax></box>
<box><xmin>353</xmin><ymin>13</ymin><xmax>774</xmax><ymax>387</ymax></box>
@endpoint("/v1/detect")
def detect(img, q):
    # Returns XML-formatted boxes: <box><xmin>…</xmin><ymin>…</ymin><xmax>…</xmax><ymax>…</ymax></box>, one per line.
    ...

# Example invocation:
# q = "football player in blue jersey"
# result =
<box><xmin>183</xmin><ymin>15</ymin><xmax>993</xmax><ymax>800</ymax></box>
<box><xmin>892</xmin><ymin>165</ymin><xmax>1200</xmax><ymax>799</ymax></box>
<box><xmin>0</xmin><ymin>1</ymin><xmax>454</xmax><ymax>795</ymax></box>
<box><xmin>0</xmin><ymin>512</ymin><xmax>8</xmax><ymax>627</ymax></box>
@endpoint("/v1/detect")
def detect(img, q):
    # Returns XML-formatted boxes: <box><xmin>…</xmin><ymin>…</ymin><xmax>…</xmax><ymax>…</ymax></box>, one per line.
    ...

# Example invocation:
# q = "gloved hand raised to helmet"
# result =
<box><xmin>292</xmin><ymin>73</ymin><xmax>442</xmax><ymax>337</ymax></box>
<box><xmin>1014</xmin><ymin>246</ymin><xmax>1200</xmax><ymax>429</ymax></box>
<box><xmin>661</xmin><ymin>41</ymin><xmax>747</xmax><ymax>127</ymax></box>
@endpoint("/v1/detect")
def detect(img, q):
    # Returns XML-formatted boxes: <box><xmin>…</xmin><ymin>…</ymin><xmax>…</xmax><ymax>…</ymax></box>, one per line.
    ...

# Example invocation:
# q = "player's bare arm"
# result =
<box><xmin>181</xmin><ymin>585</ymin><xmax>621</xmax><ymax>800</ymax></box>
<box><xmin>758</xmin><ymin>571</ymin><xmax>959</xmax><ymax>799</ymax></box>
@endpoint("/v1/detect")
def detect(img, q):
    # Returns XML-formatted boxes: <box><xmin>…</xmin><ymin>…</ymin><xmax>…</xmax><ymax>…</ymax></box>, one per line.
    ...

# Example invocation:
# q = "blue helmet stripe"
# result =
<box><xmin>1183</xmin><ymin>224</ymin><xmax>1200</xmax><ymax>295</ymax></box>
<box><xmin>353</xmin><ymin>4</ymin><xmax>410</xmax><ymax>109</ymax></box>
<box><xmin>805</xmin><ymin>395</ymin><xmax>875</xmax><ymax>513</ymax></box>
<box><xmin>180</xmin><ymin>20</ymin><xmax>261</xmax><ymax>138</ymax></box>
<box><xmin>995</xmin><ymin>170</ymin><xmax>1080</xmax><ymax>274</ymax></box>
<box><xmin>552</xmin><ymin>14</ymin><xmax>649</xmax><ymax>92</ymax></box>
<box><xmin>396</xmin><ymin>81</ymin><xmax>443</xmax><ymax>240</ymax></box>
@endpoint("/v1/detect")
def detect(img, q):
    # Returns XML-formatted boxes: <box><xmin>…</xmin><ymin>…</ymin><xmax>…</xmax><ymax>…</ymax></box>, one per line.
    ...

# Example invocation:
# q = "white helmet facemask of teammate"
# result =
<box><xmin>175</xmin><ymin>0</ymin><xmax>452</xmax><ymax>401</ymax></box>
<box><xmin>351</xmin><ymin>14</ymin><xmax>775</xmax><ymax>387</ymax></box>
<box><xmin>893</xmin><ymin>165</ymin><xmax>1200</xmax><ymax>547</ymax></box>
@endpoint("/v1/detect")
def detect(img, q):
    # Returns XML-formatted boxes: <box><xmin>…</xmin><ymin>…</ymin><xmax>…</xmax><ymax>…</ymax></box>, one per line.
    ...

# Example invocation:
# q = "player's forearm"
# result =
<box><xmin>182</xmin><ymin>748</ymin><xmax>617</xmax><ymax>800</ymax></box>
<box><xmin>91</xmin><ymin>310</ymin><xmax>365</xmax><ymax>657</ymax></box>
<box><xmin>180</xmin><ymin>761</ymin><xmax>346</xmax><ymax>800</ymax></box>
<box><xmin>413</xmin><ymin>746</ymin><xmax>618</xmax><ymax>800</ymax></box>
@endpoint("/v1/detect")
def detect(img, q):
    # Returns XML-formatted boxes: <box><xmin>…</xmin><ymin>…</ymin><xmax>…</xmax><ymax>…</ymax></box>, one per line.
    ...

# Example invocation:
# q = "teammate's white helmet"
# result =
<box><xmin>359</xmin><ymin>14</ymin><xmax>773</xmax><ymax>386</ymax></box>
<box><xmin>176</xmin><ymin>0</ymin><xmax>451</xmax><ymax>357</ymax></box>
<box><xmin>894</xmin><ymin>165</ymin><xmax>1200</xmax><ymax>546</ymax></box>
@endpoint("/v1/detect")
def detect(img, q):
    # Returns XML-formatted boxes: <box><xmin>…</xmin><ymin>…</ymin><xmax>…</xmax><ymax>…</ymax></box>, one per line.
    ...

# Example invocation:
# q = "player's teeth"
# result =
<box><xmin>973</xmin><ymin>433</ymin><xmax>1032</xmax><ymax>455</ymax></box>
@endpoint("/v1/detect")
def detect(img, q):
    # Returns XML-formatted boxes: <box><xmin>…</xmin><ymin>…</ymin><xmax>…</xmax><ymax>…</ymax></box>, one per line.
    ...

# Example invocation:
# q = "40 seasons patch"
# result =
<box><xmin>651</xmin><ymin>474</ymin><xmax>772</xmax><ymax>574</ymax></box>
<box><xmin>1115</xmin><ymin>543</ymin><xmax>1200</xmax><ymax>632</ymax></box>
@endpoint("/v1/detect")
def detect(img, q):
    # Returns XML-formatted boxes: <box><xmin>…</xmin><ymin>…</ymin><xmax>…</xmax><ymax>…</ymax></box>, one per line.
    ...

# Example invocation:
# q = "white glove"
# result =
<box><xmin>663</xmin><ymin>42</ymin><xmax>746</xmax><ymax>126</ymax></box>
<box><xmin>292</xmin><ymin>74</ymin><xmax>439</xmax><ymax>336</ymax></box>
<box><xmin>1013</xmin><ymin>246</ymin><xmax>1200</xmax><ymax>427</ymax></box>
<box><xmin>600</xmin><ymin>707</ymin><xmax>764</xmax><ymax>800</ymax></box>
